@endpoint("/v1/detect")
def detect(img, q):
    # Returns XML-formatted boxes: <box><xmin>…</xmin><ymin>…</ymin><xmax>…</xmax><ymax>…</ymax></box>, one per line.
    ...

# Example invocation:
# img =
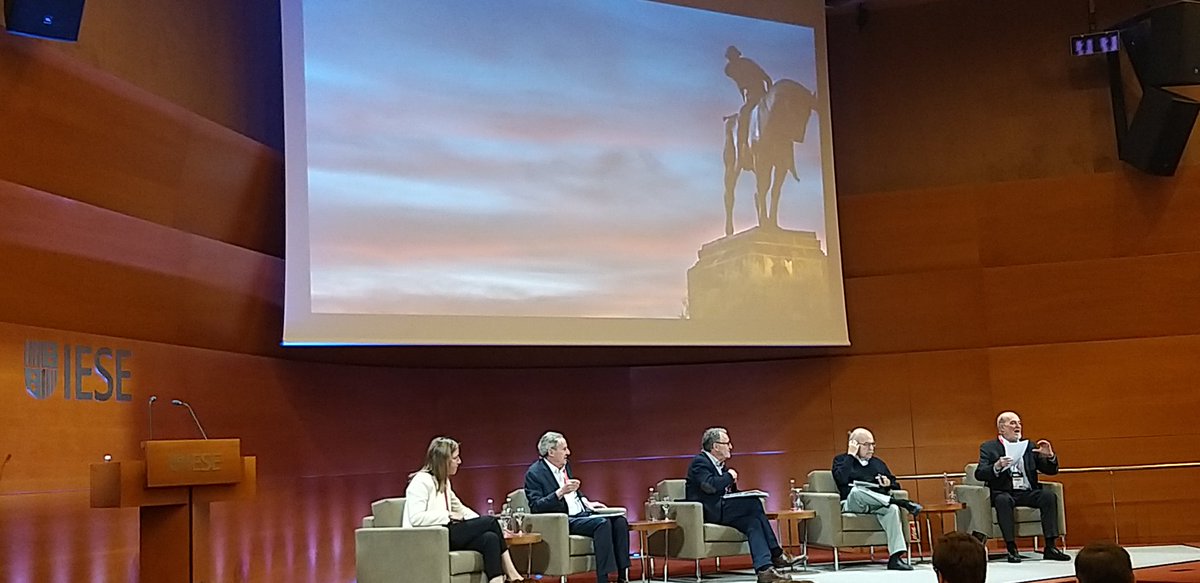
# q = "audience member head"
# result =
<box><xmin>996</xmin><ymin>411</ymin><xmax>1023</xmax><ymax>442</ymax></box>
<box><xmin>418</xmin><ymin>436</ymin><xmax>460</xmax><ymax>492</ymax></box>
<box><xmin>932</xmin><ymin>531</ymin><xmax>987</xmax><ymax>583</ymax></box>
<box><xmin>1076</xmin><ymin>542</ymin><xmax>1134</xmax><ymax>583</ymax></box>
<box><xmin>537</xmin><ymin>431</ymin><xmax>570</xmax><ymax>468</ymax></box>
<box><xmin>848</xmin><ymin>427</ymin><xmax>876</xmax><ymax>460</ymax></box>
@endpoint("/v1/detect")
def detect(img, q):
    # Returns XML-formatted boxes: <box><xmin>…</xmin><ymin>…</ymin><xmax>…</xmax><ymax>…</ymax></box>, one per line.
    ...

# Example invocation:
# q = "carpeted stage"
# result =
<box><xmin>618</xmin><ymin>544</ymin><xmax>1200</xmax><ymax>583</ymax></box>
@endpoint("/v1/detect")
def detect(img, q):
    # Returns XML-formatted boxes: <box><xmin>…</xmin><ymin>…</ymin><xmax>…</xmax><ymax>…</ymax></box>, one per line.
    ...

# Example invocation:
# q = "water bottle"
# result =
<box><xmin>499</xmin><ymin>496</ymin><xmax>514</xmax><ymax>533</ymax></box>
<box><xmin>789</xmin><ymin>479</ymin><xmax>804</xmax><ymax>511</ymax></box>
<box><xmin>646</xmin><ymin>487</ymin><xmax>659</xmax><ymax>520</ymax></box>
<box><xmin>943</xmin><ymin>472</ymin><xmax>957</xmax><ymax>503</ymax></box>
<box><xmin>487</xmin><ymin>498</ymin><xmax>495</xmax><ymax>516</ymax></box>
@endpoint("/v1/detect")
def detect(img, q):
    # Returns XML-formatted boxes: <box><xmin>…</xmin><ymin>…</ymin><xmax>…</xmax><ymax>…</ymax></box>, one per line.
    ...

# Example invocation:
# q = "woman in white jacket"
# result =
<box><xmin>404</xmin><ymin>437</ymin><xmax>525</xmax><ymax>583</ymax></box>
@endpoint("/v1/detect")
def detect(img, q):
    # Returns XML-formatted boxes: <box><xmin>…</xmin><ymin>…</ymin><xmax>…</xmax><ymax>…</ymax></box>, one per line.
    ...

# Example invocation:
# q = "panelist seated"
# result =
<box><xmin>404</xmin><ymin>437</ymin><xmax>526</xmax><ymax>583</ymax></box>
<box><xmin>974</xmin><ymin>411</ymin><xmax>1069</xmax><ymax>563</ymax></box>
<box><xmin>524</xmin><ymin>431</ymin><xmax>631</xmax><ymax>583</ymax></box>
<box><xmin>685</xmin><ymin>427</ymin><xmax>799</xmax><ymax>583</ymax></box>
<box><xmin>832</xmin><ymin>427</ymin><xmax>922</xmax><ymax>571</ymax></box>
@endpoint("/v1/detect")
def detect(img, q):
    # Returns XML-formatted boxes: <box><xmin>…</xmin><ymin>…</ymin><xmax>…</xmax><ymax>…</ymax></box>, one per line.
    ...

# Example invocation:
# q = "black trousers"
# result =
<box><xmin>568</xmin><ymin>514</ymin><xmax>631</xmax><ymax>583</ymax></box>
<box><xmin>448</xmin><ymin>516</ymin><xmax>508</xmax><ymax>579</ymax></box>
<box><xmin>991</xmin><ymin>488</ymin><xmax>1060</xmax><ymax>544</ymax></box>
<box><xmin>716</xmin><ymin>497</ymin><xmax>782</xmax><ymax>571</ymax></box>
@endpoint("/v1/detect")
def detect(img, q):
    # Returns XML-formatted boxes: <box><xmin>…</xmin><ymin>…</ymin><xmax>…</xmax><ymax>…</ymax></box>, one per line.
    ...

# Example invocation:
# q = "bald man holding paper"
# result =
<box><xmin>974</xmin><ymin>411</ymin><xmax>1069</xmax><ymax>563</ymax></box>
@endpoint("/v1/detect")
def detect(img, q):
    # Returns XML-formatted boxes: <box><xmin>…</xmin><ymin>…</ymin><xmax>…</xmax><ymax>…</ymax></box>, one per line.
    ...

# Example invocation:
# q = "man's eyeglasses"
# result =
<box><xmin>715</xmin><ymin>441</ymin><xmax>733</xmax><ymax>447</ymax></box>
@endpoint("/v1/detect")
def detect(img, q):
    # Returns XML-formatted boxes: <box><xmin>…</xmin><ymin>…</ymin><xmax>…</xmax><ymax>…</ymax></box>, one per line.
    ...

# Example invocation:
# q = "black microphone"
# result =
<box><xmin>171</xmin><ymin>399</ymin><xmax>209</xmax><ymax>440</ymax></box>
<box><xmin>148</xmin><ymin>395</ymin><xmax>158</xmax><ymax>441</ymax></box>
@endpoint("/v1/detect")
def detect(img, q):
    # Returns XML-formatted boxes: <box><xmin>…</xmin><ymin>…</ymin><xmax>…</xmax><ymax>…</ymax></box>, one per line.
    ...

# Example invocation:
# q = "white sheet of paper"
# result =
<box><xmin>723</xmin><ymin>489</ymin><xmax>769</xmax><ymax>499</ymax></box>
<box><xmin>1002</xmin><ymin>439</ymin><xmax>1028</xmax><ymax>466</ymax></box>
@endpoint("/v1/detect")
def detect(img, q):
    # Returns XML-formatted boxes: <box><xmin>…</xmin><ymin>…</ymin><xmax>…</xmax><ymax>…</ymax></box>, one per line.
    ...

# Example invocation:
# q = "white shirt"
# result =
<box><xmin>402</xmin><ymin>471</ymin><xmax>479</xmax><ymax>527</ymax></box>
<box><xmin>545</xmin><ymin>459</ymin><xmax>588</xmax><ymax>516</ymax></box>
<box><xmin>703</xmin><ymin>450</ymin><xmax>725</xmax><ymax>474</ymax></box>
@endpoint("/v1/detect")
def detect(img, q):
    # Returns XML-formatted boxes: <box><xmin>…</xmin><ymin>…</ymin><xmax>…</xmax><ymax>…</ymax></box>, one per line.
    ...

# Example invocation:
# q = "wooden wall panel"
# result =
<box><xmin>841</xmin><ymin>269</ymin><xmax>987</xmax><ymax>354</ymax></box>
<box><xmin>837</xmin><ymin>186</ymin><xmax>981</xmax><ymax>277</ymax></box>
<box><xmin>0</xmin><ymin>180</ymin><xmax>283</xmax><ymax>357</ymax></box>
<box><xmin>0</xmin><ymin>36</ymin><xmax>283</xmax><ymax>257</ymax></box>
<box><xmin>984</xmin><ymin>257</ymin><xmax>1200</xmax><ymax>347</ymax></box>
<box><xmin>826</xmin><ymin>0</ymin><xmax>1190</xmax><ymax>195</ymax></box>
<box><xmin>49</xmin><ymin>0</ymin><xmax>283</xmax><ymax>149</ymax></box>
<box><xmin>980</xmin><ymin>168</ymin><xmax>1200</xmax><ymax>268</ymax></box>
<box><xmin>989</xmin><ymin>337</ymin><xmax>1200</xmax><ymax>446</ymax></box>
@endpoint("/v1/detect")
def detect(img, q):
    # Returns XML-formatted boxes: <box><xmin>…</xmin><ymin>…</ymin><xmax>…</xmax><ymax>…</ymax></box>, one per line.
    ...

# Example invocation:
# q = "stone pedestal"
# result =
<box><xmin>686</xmin><ymin>227</ymin><xmax>830</xmax><ymax>322</ymax></box>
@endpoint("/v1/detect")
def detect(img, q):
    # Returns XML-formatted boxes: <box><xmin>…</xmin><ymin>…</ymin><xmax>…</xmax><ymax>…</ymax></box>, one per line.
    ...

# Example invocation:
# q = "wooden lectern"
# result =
<box><xmin>90</xmin><ymin>439</ymin><xmax>256</xmax><ymax>583</ymax></box>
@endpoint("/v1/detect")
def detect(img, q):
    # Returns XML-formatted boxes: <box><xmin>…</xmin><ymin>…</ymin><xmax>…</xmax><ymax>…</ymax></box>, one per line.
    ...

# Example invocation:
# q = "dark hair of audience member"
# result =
<box><xmin>932</xmin><ymin>531</ymin><xmax>987</xmax><ymax>583</ymax></box>
<box><xmin>1076</xmin><ymin>542</ymin><xmax>1135</xmax><ymax>583</ymax></box>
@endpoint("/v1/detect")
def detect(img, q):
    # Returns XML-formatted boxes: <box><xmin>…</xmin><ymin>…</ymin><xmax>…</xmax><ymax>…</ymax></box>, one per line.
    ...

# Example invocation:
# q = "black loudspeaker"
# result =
<box><xmin>3</xmin><ymin>0</ymin><xmax>85</xmax><ymax>42</ymax></box>
<box><xmin>1110</xmin><ymin>1</ymin><xmax>1200</xmax><ymax>175</ymax></box>
<box><xmin>1120</xmin><ymin>1</ymin><xmax>1200</xmax><ymax>87</ymax></box>
<box><xmin>1121</xmin><ymin>86</ymin><xmax>1200</xmax><ymax>176</ymax></box>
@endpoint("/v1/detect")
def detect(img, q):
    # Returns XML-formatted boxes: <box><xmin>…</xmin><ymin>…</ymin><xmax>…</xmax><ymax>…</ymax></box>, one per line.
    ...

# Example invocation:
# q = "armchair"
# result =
<box><xmin>797</xmin><ymin>470</ymin><xmax>914</xmax><ymax>570</ymax></box>
<box><xmin>644</xmin><ymin>479</ymin><xmax>749</xmax><ymax>581</ymax></box>
<box><xmin>505</xmin><ymin>489</ymin><xmax>597</xmax><ymax>582</ymax></box>
<box><xmin>355</xmin><ymin>497</ymin><xmax>487</xmax><ymax>583</ymax></box>
<box><xmin>955</xmin><ymin>463</ymin><xmax>1066</xmax><ymax>548</ymax></box>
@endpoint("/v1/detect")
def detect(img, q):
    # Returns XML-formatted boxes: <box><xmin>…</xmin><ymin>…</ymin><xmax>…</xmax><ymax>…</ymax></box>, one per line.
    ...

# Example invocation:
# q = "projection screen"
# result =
<box><xmin>281</xmin><ymin>0</ymin><xmax>848</xmax><ymax>346</ymax></box>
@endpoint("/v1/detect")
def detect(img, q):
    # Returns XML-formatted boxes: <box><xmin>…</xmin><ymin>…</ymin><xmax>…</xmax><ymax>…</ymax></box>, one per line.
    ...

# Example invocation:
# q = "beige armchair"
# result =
<box><xmin>505</xmin><ymin>489</ymin><xmax>597</xmax><ymax>583</ymax></box>
<box><xmin>955</xmin><ymin>463</ymin><xmax>1066</xmax><ymax>548</ymax></box>
<box><xmin>355</xmin><ymin>497</ymin><xmax>487</xmax><ymax>583</ymax></box>
<box><xmin>797</xmin><ymin>470</ymin><xmax>913</xmax><ymax>570</ymax></box>
<box><xmin>645</xmin><ymin>478</ymin><xmax>749</xmax><ymax>581</ymax></box>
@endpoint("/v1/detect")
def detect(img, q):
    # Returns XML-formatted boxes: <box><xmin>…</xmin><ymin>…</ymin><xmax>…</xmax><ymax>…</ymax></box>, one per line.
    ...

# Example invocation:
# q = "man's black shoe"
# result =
<box><xmin>971</xmin><ymin>531</ymin><xmax>988</xmax><ymax>544</ymax></box>
<box><xmin>887</xmin><ymin>553</ymin><xmax>914</xmax><ymax>571</ymax></box>
<box><xmin>1043</xmin><ymin>547</ymin><xmax>1071</xmax><ymax>561</ymax></box>
<box><xmin>1006</xmin><ymin>550</ymin><xmax>1023</xmax><ymax>563</ymax></box>
<box><xmin>892</xmin><ymin>498</ymin><xmax>923</xmax><ymax>517</ymax></box>
<box><xmin>771</xmin><ymin>551</ymin><xmax>800</xmax><ymax>569</ymax></box>
<box><xmin>755</xmin><ymin>567</ymin><xmax>790</xmax><ymax>583</ymax></box>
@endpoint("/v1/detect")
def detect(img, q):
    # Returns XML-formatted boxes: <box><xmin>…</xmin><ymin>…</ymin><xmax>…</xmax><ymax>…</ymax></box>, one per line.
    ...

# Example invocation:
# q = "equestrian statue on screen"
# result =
<box><xmin>722</xmin><ymin>45</ymin><xmax>818</xmax><ymax>236</ymax></box>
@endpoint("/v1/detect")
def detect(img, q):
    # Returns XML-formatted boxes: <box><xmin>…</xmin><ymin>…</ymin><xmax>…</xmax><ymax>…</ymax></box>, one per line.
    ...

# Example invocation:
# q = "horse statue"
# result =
<box><xmin>722</xmin><ymin>79</ymin><xmax>817</xmax><ymax>236</ymax></box>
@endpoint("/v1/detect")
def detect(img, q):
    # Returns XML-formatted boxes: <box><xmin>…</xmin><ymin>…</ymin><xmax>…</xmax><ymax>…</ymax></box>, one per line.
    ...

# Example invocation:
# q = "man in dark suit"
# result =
<box><xmin>685</xmin><ymin>427</ymin><xmax>797</xmax><ymax>583</ymax></box>
<box><xmin>524</xmin><ymin>431</ymin><xmax>630</xmax><ymax>583</ymax></box>
<box><xmin>974</xmin><ymin>411</ymin><xmax>1070</xmax><ymax>563</ymax></box>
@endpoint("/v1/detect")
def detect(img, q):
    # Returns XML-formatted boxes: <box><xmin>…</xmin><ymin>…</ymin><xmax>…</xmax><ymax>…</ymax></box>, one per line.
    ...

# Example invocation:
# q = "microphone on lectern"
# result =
<box><xmin>148</xmin><ymin>395</ymin><xmax>158</xmax><ymax>440</ymax></box>
<box><xmin>171</xmin><ymin>399</ymin><xmax>209</xmax><ymax>440</ymax></box>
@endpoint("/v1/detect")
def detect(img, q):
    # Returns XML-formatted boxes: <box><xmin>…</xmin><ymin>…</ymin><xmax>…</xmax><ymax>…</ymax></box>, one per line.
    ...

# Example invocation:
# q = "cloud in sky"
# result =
<box><xmin>301</xmin><ymin>0</ymin><xmax>830</xmax><ymax>317</ymax></box>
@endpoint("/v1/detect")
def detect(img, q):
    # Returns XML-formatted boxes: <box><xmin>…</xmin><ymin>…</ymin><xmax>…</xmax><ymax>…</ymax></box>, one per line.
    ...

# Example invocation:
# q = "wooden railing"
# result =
<box><xmin>898</xmin><ymin>461</ymin><xmax>1200</xmax><ymax>544</ymax></box>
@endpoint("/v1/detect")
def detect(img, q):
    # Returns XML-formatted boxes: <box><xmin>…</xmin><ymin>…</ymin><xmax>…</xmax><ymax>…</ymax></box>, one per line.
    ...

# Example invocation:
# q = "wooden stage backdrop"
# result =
<box><xmin>2</xmin><ymin>0</ymin><xmax>1199</xmax><ymax>581</ymax></box>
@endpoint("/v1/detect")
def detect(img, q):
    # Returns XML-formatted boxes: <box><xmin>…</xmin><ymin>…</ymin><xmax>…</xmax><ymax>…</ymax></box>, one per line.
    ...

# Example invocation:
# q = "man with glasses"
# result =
<box><xmin>974</xmin><ymin>411</ymin><xmax>1069</xmax><ymax>563</ymax></box>
<box><xmin>832</xmin><ymin>427</ymin><xmax>922</xmax><ymax>571</ymax></box>
<box><xmin>685</xmin><ymin>427</ymin><xmax>798</xmax><ymax>583</ymax></box>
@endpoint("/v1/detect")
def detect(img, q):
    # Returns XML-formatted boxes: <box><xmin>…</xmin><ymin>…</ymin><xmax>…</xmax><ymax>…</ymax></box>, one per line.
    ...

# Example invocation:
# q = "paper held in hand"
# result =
<box><xmin>1003</xmin><ymin>439</ymin><xmax>1029</xmax><ymax>465</ymax></box>
<box><xmin>723</xmin><ymin>489</ymin><xmax>769</xmax><ymax>499</ymax></box>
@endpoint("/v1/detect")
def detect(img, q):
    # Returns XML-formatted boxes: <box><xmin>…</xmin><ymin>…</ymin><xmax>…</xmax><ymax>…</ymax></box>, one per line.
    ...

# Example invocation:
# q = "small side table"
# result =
<box><xmin>504</xmin><ymin>532</ymin><xmax>543</xmax><ymax>577</ymax></box>
<box><xmin>766</xmin><ymin>509</ymin><xmax>816</xmax><ymax>571</ymax></box>
<box><xmin>913</xmin><ymin>502</ymin><xmax>964</xmax><ymax>562</ymax></box>
<box><xmin>628</xmin><ymin>519</ymin><xmax>677</xmax><ymax>582</ymax></box>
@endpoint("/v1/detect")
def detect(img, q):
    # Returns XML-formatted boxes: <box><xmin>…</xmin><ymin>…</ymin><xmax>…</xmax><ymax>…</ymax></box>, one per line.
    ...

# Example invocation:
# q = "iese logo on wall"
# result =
<box><xmin>24</xmin><ymin>340</ymin><xmax>133</xmax><ymax>402</ymax></box>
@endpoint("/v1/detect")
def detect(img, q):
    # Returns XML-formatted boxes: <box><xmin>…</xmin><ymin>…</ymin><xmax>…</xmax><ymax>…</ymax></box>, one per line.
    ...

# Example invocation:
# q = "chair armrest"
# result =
<box><xmin>1042</xmin><ymin>481</ymin><xmax>1066</xmax><ymax>536</ymax></box>
<box><xmin>954</xmin><ymin>484</ymin><xmax>992</xmax><ymax>536</ymax></box>
<box><xmin>797</xmin><ymin>491</ymin><xmax>842</xmax><ymax>547</ymax></box>
<box><xmin>669</xmin><ymin>501</ymin><xmax>707</xmax><ymax>559</ymax></box>
<box><xmin>356</xmin><ymin>526</ymin><xmax>449</xmax><ymax>583</ymax></box>
<box><xmin>362</xmin><ymin>516</ymin><xmax>374</xmax><ymax>528</ymax></box>
<box><xmin>524</xmin><ymin>513</ymin><xmax>572</xmax><ymax>574</ymax></box>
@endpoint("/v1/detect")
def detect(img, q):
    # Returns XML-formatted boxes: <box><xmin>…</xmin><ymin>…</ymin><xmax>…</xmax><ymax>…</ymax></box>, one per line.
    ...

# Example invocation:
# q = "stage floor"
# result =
<box><xmin>644</xmin><ymin>544</ymin><xmax>1200</xmax><ymax>582</ymax></box>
